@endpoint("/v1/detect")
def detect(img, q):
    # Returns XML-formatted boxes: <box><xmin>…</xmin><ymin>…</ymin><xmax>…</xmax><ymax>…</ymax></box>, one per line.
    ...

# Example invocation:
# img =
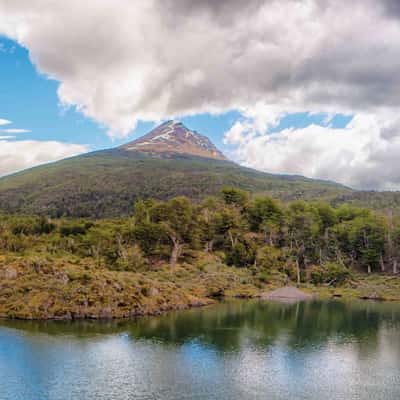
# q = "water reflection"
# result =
<box><xmin>1</xmin><ymin>300</ymin><xmax>400</xmax><ymax>400</ymax></box>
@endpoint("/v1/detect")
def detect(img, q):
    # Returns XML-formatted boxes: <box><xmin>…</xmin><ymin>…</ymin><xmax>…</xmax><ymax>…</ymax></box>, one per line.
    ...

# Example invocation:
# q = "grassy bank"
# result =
<box><xmin>1</xmin><ymin>252</ymin><xmax>400</xmax><ymax>320</ymax></box>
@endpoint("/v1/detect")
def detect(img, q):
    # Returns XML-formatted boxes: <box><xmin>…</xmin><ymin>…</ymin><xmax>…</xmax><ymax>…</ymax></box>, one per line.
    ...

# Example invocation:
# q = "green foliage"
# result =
<box><xmin>347</xmin><ymin>216</ymin><xmax>386</xmax><ymax>272</ymax></box>
<box><xmin>132</xmin><ymin>221</ymin><xmax>167</xmax><ymax>257</ymax></box>
<box><xmin>225</xmin><ymin>239</ymin><xmax>256</xmax><ymax>268</ymax></box>
<box><xmin>309</xmin><ymin>262</ymin><xmax>352</xmax><ymax>286</ymax></box>
<box><xmin>11</xmin><ymin>216</ymin><xmax>56</xmax><ymax>236</ymax></box>
<box><xmin>151</xmin><ymin>197</ymin><xmax>194</xmax><ymax>244</ymax></box>
<box><xmin>221</xmin><ymin>187</ymin><xmax>249</xmax><ymax>207</ymax></box>
<box><xmin>60</xmin><ymin>222</ymin><xmax>93</xmax><ymax>237</ymax></box>
<box><xmin>0</xmin><ymin>189</ymin><xmax>396</xmax><ymax>281</ymax></box>
<box><xmin>313</xmin><ymin>202</ymin><xmax>337</xmax><ymax>230</ymax></box>
<box><xmin>246</xmin><ymin>196</ymin><xmax>284</xmax><ymax>232</ymax></box>
<box><xmin>336</xmin><ymin>204</ymin><xmax>370</xmax><ymax>222</ymax></box>
<box><xmin>256</xmin><ymin>246</ymin><xmax>283</xmax><ymax>271</ymax></box>
<box><xmin>114</xmin><ymin>245</ymin><xmax>148</xmax><ymax>271</ymax></box>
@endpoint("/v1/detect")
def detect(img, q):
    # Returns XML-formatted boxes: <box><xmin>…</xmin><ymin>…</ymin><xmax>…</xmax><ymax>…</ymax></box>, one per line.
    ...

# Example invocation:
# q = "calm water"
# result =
<box><xmin>1</xmin><ymin>300</ymin><xmax>400</xmax><ymax>400</ymax></box>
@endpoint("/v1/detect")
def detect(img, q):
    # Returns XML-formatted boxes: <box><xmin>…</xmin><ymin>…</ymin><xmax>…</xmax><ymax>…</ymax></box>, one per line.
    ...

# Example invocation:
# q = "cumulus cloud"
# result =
<box><xmin>224</xmin><ymin>111</ymin><xmax>400</xmax><ymax>190</ymax></box>
<box><xmin>0</xmin><ymin>0</ymin><xmax>400</xmax><ymax>138</ymax></box>
<box><xmin>0</xmin><ymin>139</ymin><xmax>87</xmax><ymax>177</ymax></box>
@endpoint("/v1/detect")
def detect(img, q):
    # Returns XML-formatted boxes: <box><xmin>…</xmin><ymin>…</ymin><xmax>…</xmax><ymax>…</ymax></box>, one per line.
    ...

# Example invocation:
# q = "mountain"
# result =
<box><xmin>0</xmin><ymin>120</ymin><xmax>397</xmax><ymax>218</ymax></box>
<box><xmin>121</xmin><ymin>120</ymin><xmax>227</xmax><ymax>161</ymax></box>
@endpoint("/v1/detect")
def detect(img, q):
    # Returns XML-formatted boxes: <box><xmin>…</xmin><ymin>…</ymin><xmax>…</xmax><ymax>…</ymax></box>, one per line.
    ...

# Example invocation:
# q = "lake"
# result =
<box><xmin>1</xmin><ymin>300</ymin><xmax>400</xmax><ymax>400</ymax></box>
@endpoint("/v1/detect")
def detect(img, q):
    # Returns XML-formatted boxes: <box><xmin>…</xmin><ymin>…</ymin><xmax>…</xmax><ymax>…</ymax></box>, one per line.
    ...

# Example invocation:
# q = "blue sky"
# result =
<box><xmin>0</xmin><ymin>36</ymin><xmax>352</xmax><ymax>155</ymax></box>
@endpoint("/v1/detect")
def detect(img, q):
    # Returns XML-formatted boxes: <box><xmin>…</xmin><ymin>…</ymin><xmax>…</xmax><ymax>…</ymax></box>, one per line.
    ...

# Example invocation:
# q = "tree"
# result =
<box><xmin>221</xmin><ymin>187</ymin><xmax>249</xmax><ymax>208</ymax></box>
<box><xmin>256</xmin><ymin>245</ymin><xmax>284</xmax><ymax>272</ymax></box>
<box><xmin>149</xmin><ymin>197</ymin><xmax>195</xmax><ymax>267</ymax></box>
<box><xmin>197</xmin><ymin>197</ymin><xmax>224</xmax><ymax>252</ymax></box>
<box><xmin>389</xmin><ymin>223</ymin><xmax>400</xmax><ymax>274</ymax></box>
<box><xmin>287</xmin><ymin>201</ymin><xmax>322</xmax><ymax>283</ymax></box>
<box><xmin>225</xmin><ymin>238</ymin><xmax>256</xmax><ymax>268</ymax></box>
<box><xmin>215</xmin><ymin>207</ymin><xmax>246</xmax><ymax>250</ymax></box>
<box><xmin>336</xmin><ymin>204</ymin><xmax>370</xmax><ymax>222</ymax></box>
<box><xmin>347</xmin><ymin>216</ymin><xmax>386</xmax><ymax>273</ymax></box>
<box><xmin>246</xmin><ymin>196</ymin><xmax>284</xmax><ymax>245</ymax></box>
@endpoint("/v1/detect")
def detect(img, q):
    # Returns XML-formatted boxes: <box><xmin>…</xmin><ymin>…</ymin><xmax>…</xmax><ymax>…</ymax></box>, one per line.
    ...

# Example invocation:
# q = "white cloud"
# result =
<box><xmin>0</xmin><ymin>117</ymin><xmax>85</xmax><ymax>176</ymax></box>
<box><xmin>0</xmin><ymin>0</ymin><xmax>400</xmax><ymax>138</ymax></box>
<box><xmin>224</xmin><ymin>112</ymin><xmax>400</xmax><ymax>190</ymax></box>
<box><xmin>0</xmin><ymin>140</ymin><xmax>87</xmax><ymax>177</ymax></box>
<box><xmin>0</xmin><ymin>128</ymin><xmax>30</xmax><ymax>133</ymax></box>
<box><xmin>0</xmin><ymin>119</ymin><xmax>11</xmax><ymax>126</ymax></box>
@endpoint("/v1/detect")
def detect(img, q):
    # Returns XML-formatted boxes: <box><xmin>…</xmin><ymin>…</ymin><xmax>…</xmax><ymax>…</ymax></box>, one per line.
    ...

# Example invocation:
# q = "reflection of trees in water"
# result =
<box><xmin>2</xmin><ymin>300</ymin><xmax>400</xmax><ymax>356</ymax></box>
<box><xmin>126</xmin><ymin>300</ymin><xmax>400</xmax><ymax>354</ymax></box>
<box><xmin>0</xmin><ymin>319</ymin><xmax>128</xmax><ymax>337</ymax></box>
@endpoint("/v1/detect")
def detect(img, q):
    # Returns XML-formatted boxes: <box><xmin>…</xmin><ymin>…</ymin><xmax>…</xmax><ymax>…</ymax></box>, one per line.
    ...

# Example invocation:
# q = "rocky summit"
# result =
<box><xmin>121</xmin><ymin>120</ymin><xmax>227</xmax><ymax>160</ymax></box>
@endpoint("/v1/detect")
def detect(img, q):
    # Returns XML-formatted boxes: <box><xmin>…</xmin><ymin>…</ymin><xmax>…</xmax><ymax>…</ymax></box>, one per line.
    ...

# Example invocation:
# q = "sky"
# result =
<box><xmin>0</xmin><ymin>0</ymin><xmax>400</xmax><ymax>190</ymax></box>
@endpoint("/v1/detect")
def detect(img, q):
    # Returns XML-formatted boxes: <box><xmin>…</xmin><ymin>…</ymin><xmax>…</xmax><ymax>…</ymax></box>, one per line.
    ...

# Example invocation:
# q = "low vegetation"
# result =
<box><xmin>1</xmin><ymin>187</ymin><xmax>400</xmax><ymax>319</ymax></box>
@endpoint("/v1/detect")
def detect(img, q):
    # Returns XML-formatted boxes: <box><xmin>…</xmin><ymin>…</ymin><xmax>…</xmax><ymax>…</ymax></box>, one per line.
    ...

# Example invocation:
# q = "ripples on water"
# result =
<box><xmin>1</xmin><ymin>300</ymin><xmax>400</xmax><ymax>400</ymax></box>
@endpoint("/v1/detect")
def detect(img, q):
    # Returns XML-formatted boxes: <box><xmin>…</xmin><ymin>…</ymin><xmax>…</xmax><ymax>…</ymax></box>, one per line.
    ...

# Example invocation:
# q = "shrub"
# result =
<box><xmin>225</xmin><ymin>240</ymin><xmax>256</xmax><ymax>268</ymax></box>
<box><xmin>11</xmin><ymin>217</ymin><xmax>56</xmax><ymax>236</ymax></box>
<box><xmin>309</xmin><ymin>262</ymin><xmax>352</xmax><ymax>286</ymax></box>
<box><xmin>256</xmin><ymin>246</ymin><xmax>283</xmax><ymax>271</ymax></box>
<box><xmin>114</xmin><ymin>245</ymin><xmax>148</xmax><ymax>271</ymax></box>
<box><xmin>60</xmin><ymin>223</ymin><xmax>89</xmax><ymax>237</ymax></box>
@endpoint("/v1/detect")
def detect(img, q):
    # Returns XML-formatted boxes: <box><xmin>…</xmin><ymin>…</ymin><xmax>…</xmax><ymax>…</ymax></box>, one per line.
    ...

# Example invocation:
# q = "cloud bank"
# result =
<box><xmin>0</xmin><ymin>138</ymin><xmax>87</xmax><ymax>177</ymax></box>
<box><xmin>0</xmin><ymin>118</ymin><xmax>87</xmax><ymax>177</ymax></box>
<box><xmin>1</xmin><ymin>0</ymin><xmax>400</xmax><ymax>187</ymax></box>
<box><xmin>224</xmin><ymin>109</ymin><xmax>400</xmax><ymax>190</ymax></box>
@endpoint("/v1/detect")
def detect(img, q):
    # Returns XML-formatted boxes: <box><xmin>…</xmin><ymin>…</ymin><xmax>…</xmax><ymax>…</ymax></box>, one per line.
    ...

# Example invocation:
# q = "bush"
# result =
<box><xmin>256</xmin><ymin>246</ymin><xmax>283</xmax><ymax>271</ymax></box>
<box><xmin>225</xmin><ymin>240</ymin><xmax>256</xmax><ymax>268</ymax></box>
<box><xmin>309</xmin><ymin>262</ymin><xmax>352</xmax><ymax>286</ymax></box>
<box><xmin>11</xmin><ymin>217</ymin><xmax>56</xmax><ymax>236</ymax></box>
<box><xmin>114</xmin><ymin>245</ymin><xmax>148</xmax><ymax>271</ymax></box>
<box><xmin>60</xmin><ymin>223</ymin><xmax>89</xmax><ymax>237</ymax></box>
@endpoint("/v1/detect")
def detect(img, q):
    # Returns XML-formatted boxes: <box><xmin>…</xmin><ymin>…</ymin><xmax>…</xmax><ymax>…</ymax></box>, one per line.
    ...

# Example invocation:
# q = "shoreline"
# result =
<box><xmin>2</xmin><ymin>286</ymin><xmax>400</xmax><ymax>321</ymax></box>
<box><xmin>2</xmin><ymin>256</ymin><xmax>400</xmax><ymax>321</ymax></box>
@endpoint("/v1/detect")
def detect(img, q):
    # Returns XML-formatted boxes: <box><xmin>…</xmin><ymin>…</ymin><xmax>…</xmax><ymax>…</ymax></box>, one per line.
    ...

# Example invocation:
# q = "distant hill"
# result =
<box><xmin>0</xmin><ymin>121</ymin><xmax>398</xmax><ymax>217</ymax></box>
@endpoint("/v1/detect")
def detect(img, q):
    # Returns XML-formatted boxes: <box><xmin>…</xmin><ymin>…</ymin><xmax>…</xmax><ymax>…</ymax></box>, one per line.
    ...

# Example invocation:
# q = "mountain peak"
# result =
<box><xmin>121</xmin><ymin>121</ymin><xmax>227</xmax><ymax>161</ymax></box>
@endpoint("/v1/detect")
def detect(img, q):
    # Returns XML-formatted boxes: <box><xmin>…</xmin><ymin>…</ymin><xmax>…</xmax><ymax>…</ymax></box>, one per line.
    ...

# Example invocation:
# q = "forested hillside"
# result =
<box><xmin>0</xmin><ymin>149</ymin><xmax>351</xmax><ymax>217</ymax></box>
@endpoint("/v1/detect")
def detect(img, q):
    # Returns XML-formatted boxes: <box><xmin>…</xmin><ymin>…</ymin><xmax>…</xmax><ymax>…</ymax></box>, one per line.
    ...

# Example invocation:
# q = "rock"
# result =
<box><xmin>261</xmin><ymin>286</ymin><xmax>315</xmax><ymax>302</ymax></box>
<box><xmin>148</xmin><ymin>287</ymin><xmax>159</xmax><ymax>297</ymax></box>
<box><xmin>1</xmin><ymin>267</ymin><xmax>18</xmax><ymax>280</ymax></box>
<box><xmin>113</xmin><ymin>282</ymin><xmax>123</xmax><ymax>292</ymax></box>
<box><xmin>142</xmin><ymin>287</ymin><xmax>159</xmax><ymax>297</ymax></box>
<box><xmin>55</xmin><ymin>272</ymin><xmax>69</xmax><ymax>284</ymax></box>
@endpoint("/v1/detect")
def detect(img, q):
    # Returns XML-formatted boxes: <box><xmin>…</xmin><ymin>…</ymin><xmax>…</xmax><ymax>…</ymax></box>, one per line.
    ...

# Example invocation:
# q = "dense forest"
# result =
<box><xmin>2</xmin><ymin>187</ymin><xmax>399</xmax><ymax>280</ymax></box>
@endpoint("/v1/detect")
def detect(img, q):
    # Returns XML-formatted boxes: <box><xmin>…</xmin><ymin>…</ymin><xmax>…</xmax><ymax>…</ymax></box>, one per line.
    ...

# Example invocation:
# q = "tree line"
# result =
<box><xmin>1</xmin><ymin>187</ymin><xmax>399</xmax><ymax>286</ymax></box>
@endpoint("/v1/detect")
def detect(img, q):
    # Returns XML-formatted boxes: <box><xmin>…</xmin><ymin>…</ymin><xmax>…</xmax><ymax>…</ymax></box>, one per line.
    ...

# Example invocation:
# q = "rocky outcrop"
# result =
<box><xmin>261</xmin><ymin>286</ymin><xmax>315</xmax><ymax>301</ymax></box>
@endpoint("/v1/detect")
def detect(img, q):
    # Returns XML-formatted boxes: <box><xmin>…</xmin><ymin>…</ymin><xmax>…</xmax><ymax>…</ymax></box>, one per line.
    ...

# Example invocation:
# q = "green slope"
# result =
<box><xmin>0</xmin><ymin>148</ymin><xmax>352</xmax><ymax>217</ymax></box>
